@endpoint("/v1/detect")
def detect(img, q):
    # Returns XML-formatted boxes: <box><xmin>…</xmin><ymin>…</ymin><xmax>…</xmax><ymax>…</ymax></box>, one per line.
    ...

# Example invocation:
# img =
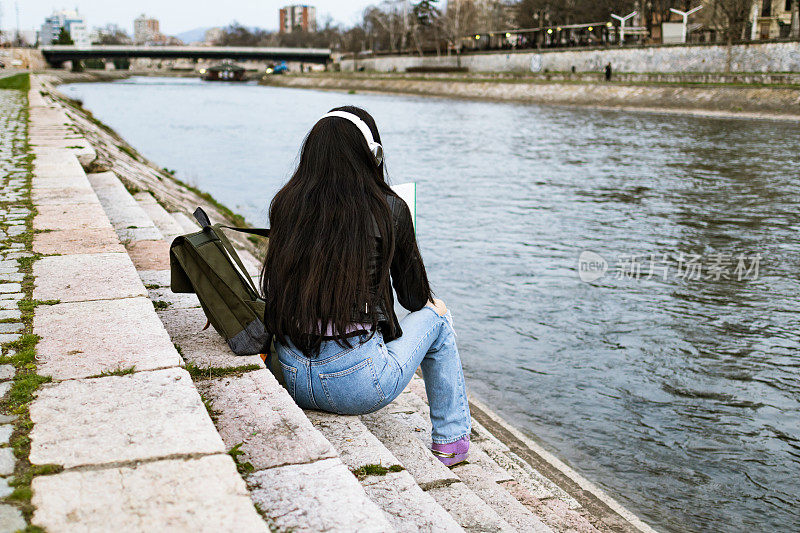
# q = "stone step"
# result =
<box><xmin>134</xmin><ymin>191</ymin><xmax>184</xmax><ymax>243</ymax></box>
<box><xmin>172</xmin><ymin>210</ymin><xmax>199</xmax><ymax>234</ymax></box>
<box><xmin>87</xmin><ymin>171</ymin><xmax>164</xmax><ymax>243</ymax></box>
<box><xmin>361</xmin><ymin>391</ymin><xmax>552</xmax><ymax>533</ymax></box>
<box><xmin>402</xmin><ymin>380</ymin><xmax>600</xmax><ymax>532</ymax></box>
<box><xmin>306</xmin><ymin>410</ymin><xmax>477</xmax><ymax>532</ymax></box>
<box><xmin>87</xmin><ymin>170</ymin><xmax>172</xmax><ymax>272</ymax></box>
<box><xmin>194</xmin><ymin>367</ymin><xmax>398</xmax><ymax>531</ymax></box>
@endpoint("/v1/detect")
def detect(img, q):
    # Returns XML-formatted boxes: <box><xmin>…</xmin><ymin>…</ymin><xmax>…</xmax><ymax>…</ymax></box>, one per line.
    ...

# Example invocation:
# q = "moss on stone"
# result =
<box><xmin>351</xmin><ymin>463</ymin><xmax>405</xmax><ymax>479</ymax></box>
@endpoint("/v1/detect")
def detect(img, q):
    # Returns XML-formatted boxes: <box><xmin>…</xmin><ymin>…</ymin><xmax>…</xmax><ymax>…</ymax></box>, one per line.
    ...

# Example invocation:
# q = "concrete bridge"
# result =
<box><xmin>40</xmin><ymin>45</ymin><xmax>332</xmax><ymax>67</ymax></box>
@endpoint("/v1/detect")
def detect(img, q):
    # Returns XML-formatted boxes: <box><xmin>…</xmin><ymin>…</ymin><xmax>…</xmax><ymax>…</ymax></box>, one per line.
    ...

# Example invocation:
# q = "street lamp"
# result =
<box><xmin>669</xmin><ymin>5</ymin><xmax>703</xmax><ymax>44</ymax></box>
<box><xmin>610</xmin><ymin>11</ymin><xmax>637</xmax><ymax>45</ymax></box>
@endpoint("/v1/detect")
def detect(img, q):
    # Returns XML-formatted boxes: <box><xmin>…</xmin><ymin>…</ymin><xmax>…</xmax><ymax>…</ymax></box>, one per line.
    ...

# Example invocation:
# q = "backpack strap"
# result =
<box><xmin>213</xmin><ymin>223</ymin><xmax>259</xmax><ymax>296</ymax></box>
<box><xmin>194</xmin><ymin>207</ymin><xmax>270</xmax><ymax>238</ymax></box>
<box><xmin>222</xmin><ymin>226</ymin><xmax>270</xmax><ymax>238</ymax></box>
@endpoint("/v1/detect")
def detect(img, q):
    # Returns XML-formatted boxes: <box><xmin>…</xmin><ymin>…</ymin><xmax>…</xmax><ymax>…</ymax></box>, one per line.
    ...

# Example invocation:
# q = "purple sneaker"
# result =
<box><xmin>431</xmin><ymin>435</ymin><xmax>469</xmax><ymax>467</ymax></box>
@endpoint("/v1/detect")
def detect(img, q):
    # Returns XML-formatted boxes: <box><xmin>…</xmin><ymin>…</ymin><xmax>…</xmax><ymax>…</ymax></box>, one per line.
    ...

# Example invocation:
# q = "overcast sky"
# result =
<box><xmin>2</xmin><ymin>0</ymin><xmax>376</xmax><ymax>34</ymax></box>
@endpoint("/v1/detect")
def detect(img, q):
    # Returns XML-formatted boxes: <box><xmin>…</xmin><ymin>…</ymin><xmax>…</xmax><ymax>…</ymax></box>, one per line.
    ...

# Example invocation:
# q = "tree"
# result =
<box><xmin>409</xmin><ymin>0</ymin><xmax>441</xmax><ymax>55</ymax></box>
<box><xmin>705</xmin><ymin>0</ymin><xmax>753</xmax><ymax>70</ymax></box>
<box><xmin>94</xmin><ymin>24</ymin><xmax>131</xmax><ymax>45</ymax></box>
<box><xmin>54</xmin><ymin>27</ymin><xmax>74</xmax><ymax>45</ymax></box>
<box><xmin>414</xmin><ymin>0</ymin><xmax>440</xmax><ymax>27</ymax></box>
<box><xmin>439</xmin><ymin>0</ymin><xmax>478</xmax><ymax>65</ymax></box>
<box><xmin>217</xmin><ymin>22</ymin><xmax>271</xmax><ymax>46</ymax></box>
<box><xmin>364</xmin><ymin>2</ymin><xmax>406</xmax><ymax>52</ymax></box>
<box><xmin>791</xmin><ymin>0</ymin><xmax>799</xmax><ymax>39</ymax></box>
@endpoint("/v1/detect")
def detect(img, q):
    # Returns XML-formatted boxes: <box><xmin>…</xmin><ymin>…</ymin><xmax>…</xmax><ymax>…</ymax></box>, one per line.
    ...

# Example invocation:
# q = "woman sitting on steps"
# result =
<box><xmin>260</xmin><ymin>105</ymin><xmax>471</xmax><ymax>467</ymax></box>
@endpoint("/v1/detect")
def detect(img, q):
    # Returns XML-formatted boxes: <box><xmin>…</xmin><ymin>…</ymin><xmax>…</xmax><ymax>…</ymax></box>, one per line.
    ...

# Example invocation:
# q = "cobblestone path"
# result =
<box><xmin>0</xmin><ymin>85</ymin><xmax>35</xmax><ymax>530</ymax></box>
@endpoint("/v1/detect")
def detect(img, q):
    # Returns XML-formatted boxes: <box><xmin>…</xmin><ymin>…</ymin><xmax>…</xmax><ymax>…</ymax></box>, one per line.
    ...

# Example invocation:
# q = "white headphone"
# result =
<box><xmin>318</xmin><ymin>111</ymin><xmax>384</xmax><ymax>165</ymax></box>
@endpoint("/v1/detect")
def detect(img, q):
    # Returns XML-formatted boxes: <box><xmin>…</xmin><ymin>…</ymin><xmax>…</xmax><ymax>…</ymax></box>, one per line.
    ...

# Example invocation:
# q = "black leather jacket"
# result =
<box><xmin>357</xmin><ymin>194</ymin><xmax>432</xmax><ymax>343</ymax></box>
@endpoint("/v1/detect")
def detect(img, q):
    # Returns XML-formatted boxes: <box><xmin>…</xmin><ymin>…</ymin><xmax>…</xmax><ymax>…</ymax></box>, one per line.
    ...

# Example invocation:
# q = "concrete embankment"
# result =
<box><xmin>262</xmin><ymin>73</ymin><xmax>800</xmax><ymax>120</ymax></box>
<box><xmin>341</xmin><ymin>41</ymin><xmax>800</xmax><ymax>74</ymax></box>
<box><xmin>8</xmin><ymin>71</ymin><xmax>659</xmax><ymax>532</ymax></box>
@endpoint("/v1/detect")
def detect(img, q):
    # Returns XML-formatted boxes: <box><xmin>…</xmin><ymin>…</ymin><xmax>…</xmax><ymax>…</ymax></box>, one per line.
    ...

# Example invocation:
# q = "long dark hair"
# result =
<box><xmin>261</xmin><ymin>106</ymin><xmax>396</xmax><ymax>355</ymax></box>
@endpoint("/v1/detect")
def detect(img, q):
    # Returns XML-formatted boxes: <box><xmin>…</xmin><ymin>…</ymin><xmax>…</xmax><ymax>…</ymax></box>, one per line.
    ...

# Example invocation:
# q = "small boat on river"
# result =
<box><xmin>201</xmin><ymin>63</ymin><xmax>247</xmax><ymax>82</ymax></box>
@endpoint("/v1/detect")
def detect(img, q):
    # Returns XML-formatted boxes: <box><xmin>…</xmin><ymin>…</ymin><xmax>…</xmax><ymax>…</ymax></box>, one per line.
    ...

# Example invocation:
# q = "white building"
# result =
<box><xmin>40</xmin><ymin>9</ymin><xmax>90</xmax><ymax>47</ymax></box>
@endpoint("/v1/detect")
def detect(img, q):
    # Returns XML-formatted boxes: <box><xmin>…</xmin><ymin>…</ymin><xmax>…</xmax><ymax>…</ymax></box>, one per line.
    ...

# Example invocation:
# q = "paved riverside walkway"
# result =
<box><xmin>12</xmin><ymin>73</ymin><xmax>658</xmax><ymax>532</ymax></box>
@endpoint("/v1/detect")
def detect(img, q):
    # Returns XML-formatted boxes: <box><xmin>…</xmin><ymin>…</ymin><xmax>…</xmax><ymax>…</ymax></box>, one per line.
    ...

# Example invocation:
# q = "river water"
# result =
<box><xmin>61</xmin><ymin>77</ymin><xmax>800</xmax><ymax>532</ymax></box>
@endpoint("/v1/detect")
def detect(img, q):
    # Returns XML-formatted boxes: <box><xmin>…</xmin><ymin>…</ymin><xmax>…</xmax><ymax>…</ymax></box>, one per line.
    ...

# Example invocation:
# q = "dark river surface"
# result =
<box><xmin>61</xmin><ymin>77</ymin><xmax>800</xmax><ymax>532</ymax></box>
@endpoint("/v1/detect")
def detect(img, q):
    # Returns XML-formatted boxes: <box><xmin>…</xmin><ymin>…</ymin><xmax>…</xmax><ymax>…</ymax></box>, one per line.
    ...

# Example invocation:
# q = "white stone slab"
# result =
<box><xmin>32</xmin><ymin>454</ymin><xmax>267</xmax><ymax>533</ymax></box>
<box><xmin>426</xmin><ymin>482</ymin><xmax>515</xmax><ymax>533</ymax></box>
<box><xmin>0</xmin><ymin>504</ymin><xmax>25</xmax><ymax>532</ymax></box>
<box><xmin>138</xmin><ymin>269</ymin><xmax>170</xmax><ymax>288</ymax></box>
<box><xmin>247</xmin><ymin>457</ymin><xmax>394</xmax><ymax>533</ymax></box>
<box><xmin>34</xmin><ymin>253</ymin><xmax>146</xmax><ymax>303</ymax></box>
<box><xmin>35</xmin><ymin>297</ymin><xmax>182</xmax><ymax>380</ymax></box>
<box><xmin>34</xmin><ymin>203</ymin><xmax>114</xmax><ymax>232</ymax></box>
<box><xmin>451</xmin><ymin>463</ymin><xmax>552</xmax><ymax>533</ymax></box>
<box><xmin>88</xmin><ymin>172</ymin><xmax>162</xmax><ymax>242</ymax></box>
<box><xmin>29</xmin><ymin>367</ymin><xmax>223</xmax><ymax>468</ymax></box>
<box><xmin>158</xmin><ymin>308</ymin><xmax>262</xmax><ymax>368</ymax></box>
<box><xmin>171</xmin><ymin>211</ymin><xmax>199</xmax><ymax>233</ymax></box>
<box><xmin>148</xmin><ymin>286</ymin><xmax>199</xmax><ymax>309</ymax></box>
<box><xmin>32</xmin><ymin>186</ymin><xmax>100</xmax><ymax>206</ymax></box>
<box><xmin>134</xmin><ymin>192</ymin><xmax>185</xmax><ymax>243</ymax></box>
<box><xmin>361</xmin><ymin>409</ymin><xmax>460</xmax><ymax>488</ymax></box>
<box><xmin>0</xmin><ymin>448</ymin><xmax>14</xmax><ymax>475</ymax></box>
<box><xmin>33</xmin><ymin>227</ymin><xmax>125</xmax><ymax>256</ymax></box>
<box><xmin>360</xmin><ymin>470</ymin><xmax>463</xmax><ymax>533</ymax></box>
<box><xmin>197</xmin><ymin>370</ymin><xmax>336</xmax><ymax>471</ymax></box>
<box><xmin>306</xmin><ymin>410</ymin><xmax>399</xmax><ymax>469</ymax></box>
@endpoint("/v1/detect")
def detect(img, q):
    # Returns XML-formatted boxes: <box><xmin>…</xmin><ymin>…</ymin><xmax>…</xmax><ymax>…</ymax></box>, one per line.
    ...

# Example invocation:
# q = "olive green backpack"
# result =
<box><xmin>169</xmin><ymin>207</ymin><xmax>283</xmax><ymax>382</ymax></box>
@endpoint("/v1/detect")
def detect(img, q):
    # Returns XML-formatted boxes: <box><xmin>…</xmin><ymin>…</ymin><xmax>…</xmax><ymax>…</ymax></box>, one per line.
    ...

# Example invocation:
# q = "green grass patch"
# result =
<box><xmin>152</xmin><ymin>300</ymin><xmax>170</xmax><ymax>311</ymax></box>
<box><xmin>351</xmin><ymin>463</ymin><xmax>405</xmax><ymax>479</ymax></box>
<box><xmin>88</xmin><ymin>366</ymin><xmax>136</xmax><ymax>378</ymax></box>
<box><xmin>199</xmin><ymin>391</ymin><xmax>219</xmax><ymax>423</ymax></box>
<box><xmin>16</xmin><ymin>299</ymin><xmax>58</xmax><ymax>317</ymax></box>
<box><xmin>0</xmin><ymin>73</ymin><xmax>30</xmax><ymax>91</ymax></box>
<box><xmin>118</xmin><ymin>144</ymin><xmax>139</xmax><ymax>160</ymax></box>
<box><xmin>144</xmin><ymin>283</ymin><xmax>160</xmax><ymax>290</ymax></box>
<box><xmin>0</xmin><ymin>334</ymin><xmax>40</xmax><ymax>366</ymax></box>
<box><xmin>184</xmin><ymin>361</ymin><xmax>261</xmax><ymax>380</ymax></box>
<box><xmin>228</xmin><ymin>442</ymin><xmax>255</xmax><ymax>475</ymax></box>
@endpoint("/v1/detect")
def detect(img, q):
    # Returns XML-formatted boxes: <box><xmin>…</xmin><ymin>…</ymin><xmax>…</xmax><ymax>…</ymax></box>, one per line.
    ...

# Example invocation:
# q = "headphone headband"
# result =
<box><xmin>318</xmin><ymin>111</ymin><xmax>384</xmax><ymax>165</ymax></box>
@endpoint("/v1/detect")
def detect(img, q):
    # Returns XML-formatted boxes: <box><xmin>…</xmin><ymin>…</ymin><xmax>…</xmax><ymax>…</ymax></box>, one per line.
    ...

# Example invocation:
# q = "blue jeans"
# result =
<box><xmin>276</xmin><ymin>307</ymin><xmax>471</xmax><ymax>444</ymax></box>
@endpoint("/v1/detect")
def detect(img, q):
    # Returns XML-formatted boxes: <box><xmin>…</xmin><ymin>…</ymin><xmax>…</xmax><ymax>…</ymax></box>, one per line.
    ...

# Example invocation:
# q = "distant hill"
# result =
<box><xmin>175</xmin><ymin>27</ymin><xmax>212</xmax><ymax>44</ymax></box>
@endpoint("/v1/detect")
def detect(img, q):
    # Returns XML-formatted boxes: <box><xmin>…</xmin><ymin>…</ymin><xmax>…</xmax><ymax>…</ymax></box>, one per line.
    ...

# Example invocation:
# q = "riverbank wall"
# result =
<box><xmin>261</xmin><ymin>72</ymin><xmax>800</xmax><ymax>120</ymax></box>
<box><xmin>341</xmin><ymin>40</ymin><xmax>800</xmax><ymax>74</ymax></box>
<box><xmin>3</xmin><ymin>71</ymin><xmax>660</xmax><ymax>531</ymax></box>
